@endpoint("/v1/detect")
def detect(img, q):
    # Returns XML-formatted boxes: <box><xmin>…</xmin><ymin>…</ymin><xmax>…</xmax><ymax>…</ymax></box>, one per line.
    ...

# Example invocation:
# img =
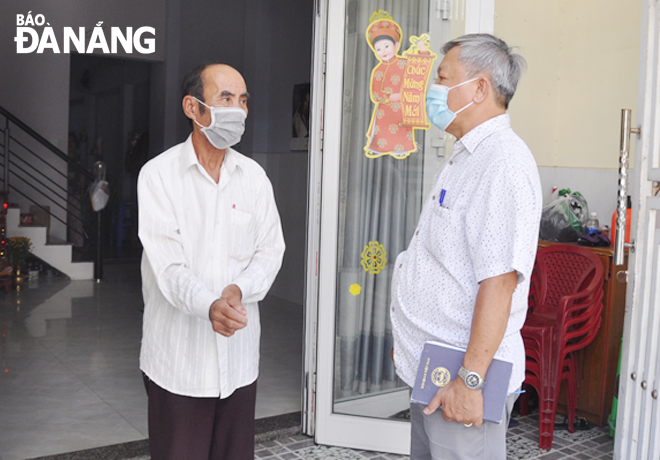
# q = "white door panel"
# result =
<box><xmin>614</xmin><ymin>0</ymin><xmax>660</xmax><ymax>457</ymax></box>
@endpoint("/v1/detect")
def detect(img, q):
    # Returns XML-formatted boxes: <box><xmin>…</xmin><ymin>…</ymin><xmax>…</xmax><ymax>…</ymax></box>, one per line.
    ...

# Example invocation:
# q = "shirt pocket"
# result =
<box><xmin>228</xmin><ymin>209</ymin><xmax>256</xmax><ymax>262</ymax></box>
<box><xmin>424</xmin><ymin>204</ymin><xmax>454</xmax><ymax>261</ymax></box>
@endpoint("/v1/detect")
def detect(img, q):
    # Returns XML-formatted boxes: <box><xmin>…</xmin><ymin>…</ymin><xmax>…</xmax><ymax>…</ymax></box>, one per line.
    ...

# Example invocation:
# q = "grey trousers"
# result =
<box><xmin>410</xmin><ymin>392</ymin><xmax>518</xmax><ymax>460</ymax></box>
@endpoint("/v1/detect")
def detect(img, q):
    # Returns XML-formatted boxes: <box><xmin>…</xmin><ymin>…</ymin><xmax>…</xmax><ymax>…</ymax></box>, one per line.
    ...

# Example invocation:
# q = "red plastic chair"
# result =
<box><xmin>519</xmin><ymin>245</ymin><xmax>604</xmax><ymax>449</ymax></box>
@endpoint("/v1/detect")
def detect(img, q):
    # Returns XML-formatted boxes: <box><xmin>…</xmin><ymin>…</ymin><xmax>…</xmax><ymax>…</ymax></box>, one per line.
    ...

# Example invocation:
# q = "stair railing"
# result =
<box><xmin>0</xmin><ymin>104</ymin><xmax>102</xmax><ymax>279</ymax></box>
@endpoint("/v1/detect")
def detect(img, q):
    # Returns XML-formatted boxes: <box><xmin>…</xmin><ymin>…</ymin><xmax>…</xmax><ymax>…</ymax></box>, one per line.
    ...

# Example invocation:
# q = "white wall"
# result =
<box><xmin>494</xmin><ymin>0</ymin><xmax>642</xmax><ymax>229</ymax></box>
<box><xmin>494</xmin><ymin>0</ymin><xmax>641</xmax><ymax>169</ymax></box>
<box><xmin>243</xmin><ymin>0</ymin><xmax>313</xmax><ymax>305</ymax></box>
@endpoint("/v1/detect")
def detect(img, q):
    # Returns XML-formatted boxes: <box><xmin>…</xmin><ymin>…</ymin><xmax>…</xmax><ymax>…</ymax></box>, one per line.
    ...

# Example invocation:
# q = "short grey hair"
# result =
<box><xmin>442</xmin><ymin>34</ymin><xmax>526</xmax><ymax>109</ymax></box>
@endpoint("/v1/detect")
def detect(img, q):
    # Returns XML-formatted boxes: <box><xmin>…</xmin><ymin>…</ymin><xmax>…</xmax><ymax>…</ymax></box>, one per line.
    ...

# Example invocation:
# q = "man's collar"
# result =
<box><xmin>223</xmin><ymin>147</ymin><xmax>238</xmax><ymax>174</ymax></box>
<box><xmin>180</xmin><ymin>135</ymin><xmax>198</xmax><ymax>172</ymax></box>
<box><xmin>455</xmin><ymin>114</ymin><xmax>510</xmax><ymax>154</ymax></box>
<box><xmin>179</xmin><ymin>134</ymin><xmax>239</xmax><ymax>175</ymax></box>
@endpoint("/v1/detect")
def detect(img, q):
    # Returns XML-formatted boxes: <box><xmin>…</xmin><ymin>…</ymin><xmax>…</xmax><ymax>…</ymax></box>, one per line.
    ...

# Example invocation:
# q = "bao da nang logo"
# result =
<box><xmin>14</xmin><ymin>11</ymin><xmax>155</xmax><ymax>54</ymax></box>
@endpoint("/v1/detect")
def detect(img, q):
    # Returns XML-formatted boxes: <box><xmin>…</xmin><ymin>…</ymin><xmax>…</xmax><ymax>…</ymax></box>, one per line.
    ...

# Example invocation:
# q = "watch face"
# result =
<box><xmin>466</xmin><ymin>373</ymin><xmax>480</xmax><ymax>388</ymax></box>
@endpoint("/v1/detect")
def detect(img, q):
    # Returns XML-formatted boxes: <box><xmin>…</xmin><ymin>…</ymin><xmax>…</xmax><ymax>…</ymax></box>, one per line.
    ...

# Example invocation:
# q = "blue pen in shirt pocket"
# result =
<box><xmin>439</xmin><ymin>189</ymin><xmax>447</xmax><ymax>207</ymax></box>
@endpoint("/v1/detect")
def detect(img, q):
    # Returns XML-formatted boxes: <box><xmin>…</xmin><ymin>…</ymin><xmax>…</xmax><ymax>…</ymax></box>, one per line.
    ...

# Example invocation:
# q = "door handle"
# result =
<box><xmin>614</xmin><ymin>109</ymin><xmax>640</xmax><ymax>266</ymax></box>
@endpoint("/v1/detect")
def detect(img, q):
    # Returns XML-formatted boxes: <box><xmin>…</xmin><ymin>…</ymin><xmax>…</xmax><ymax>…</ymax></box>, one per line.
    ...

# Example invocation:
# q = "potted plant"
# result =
<box><xmin>7</xmin><ymin>236</ymin><xmax>32</xmax><ymax>281</ymax></box>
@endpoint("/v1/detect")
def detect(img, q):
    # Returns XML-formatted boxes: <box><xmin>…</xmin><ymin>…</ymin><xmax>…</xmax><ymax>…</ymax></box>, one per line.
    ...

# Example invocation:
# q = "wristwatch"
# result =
<box><xmin>458</xmin><ymin>366</ymin><xmax>486</xmax><ymax>390</ymax></box>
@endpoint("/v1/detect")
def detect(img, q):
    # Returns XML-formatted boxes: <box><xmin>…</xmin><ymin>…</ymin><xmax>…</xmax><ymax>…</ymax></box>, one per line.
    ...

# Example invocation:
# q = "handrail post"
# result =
<box><xmin>92</xmin><ymin>160</ymin><xmax>107</xmax><ymax>282</ymax></box>
<box><xmin>95</xmin><ymin>207</ymin><xmax>103</xmax><ymax>282</ymax></box>
<box><xmin>3</xmin><ymin>120</ymin><xmax>9</xmax><ymax>190</ymax></box>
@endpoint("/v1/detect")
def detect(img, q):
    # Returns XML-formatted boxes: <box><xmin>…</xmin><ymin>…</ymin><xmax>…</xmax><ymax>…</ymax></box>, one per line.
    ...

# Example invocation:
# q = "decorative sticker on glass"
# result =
<box><xmin>360</xmin><ymin>241</ymin><xmax>387</xmax><ymax>275</ymax></box>
<box><xmin>349</xmin><ymin>283</ymin><xmax>362</xmax><ymax>296</ymax></box>
<box><xmin>364</xmin><ymin>10</ymin><xmax>437</xmax><ymax>160</ymax></box>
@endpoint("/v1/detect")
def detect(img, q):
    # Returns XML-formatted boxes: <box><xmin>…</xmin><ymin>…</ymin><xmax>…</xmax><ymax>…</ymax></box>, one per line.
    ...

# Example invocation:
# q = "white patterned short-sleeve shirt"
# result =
<box><xmin>390</xmin><ymin>114</ymin><xmax>542</xmax><ymax>393</ymax></box>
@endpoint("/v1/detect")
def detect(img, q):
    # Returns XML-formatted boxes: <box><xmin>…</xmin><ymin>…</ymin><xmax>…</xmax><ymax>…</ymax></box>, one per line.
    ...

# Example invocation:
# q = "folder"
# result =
<box><xmin>410</xmin><ymin>341</ymin><xmax>513</xmax><ymax>424</ymax></box>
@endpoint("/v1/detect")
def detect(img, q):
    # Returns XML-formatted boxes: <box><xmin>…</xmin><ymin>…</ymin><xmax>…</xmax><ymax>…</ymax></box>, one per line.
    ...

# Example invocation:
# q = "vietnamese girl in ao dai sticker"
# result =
<box><xmin>364</xmin><ymin>11</ymin><xmax>437</xmax><ymax>160</ymax></box>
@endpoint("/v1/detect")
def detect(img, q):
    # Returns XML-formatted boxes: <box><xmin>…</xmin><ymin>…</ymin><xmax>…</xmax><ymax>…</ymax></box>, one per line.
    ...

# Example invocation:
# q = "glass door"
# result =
<box><xmin>311</xmin><ymin>0</ymin><xmax>469</xmax><ymax>453</ymax></box>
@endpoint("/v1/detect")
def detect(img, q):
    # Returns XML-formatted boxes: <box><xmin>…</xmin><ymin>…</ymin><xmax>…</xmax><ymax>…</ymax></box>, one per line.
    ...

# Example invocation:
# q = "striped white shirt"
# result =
<box><xmin>391</xmin><ymin>114</ymin><xmax>542</xmax><ymax>393</ymax></box>
<box><xmin>138</xmin><ymin>135</ymin><xmax>285</xmax><ymax>398</ymax></box>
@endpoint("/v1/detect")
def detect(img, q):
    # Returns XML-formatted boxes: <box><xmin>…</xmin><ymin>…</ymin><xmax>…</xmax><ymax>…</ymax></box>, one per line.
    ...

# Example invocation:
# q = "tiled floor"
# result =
<box><xmin>256</xmin><ymin>436</ymin><xmax>405</xmax><ymax>460</ymax></box>
<box><xmin>252</xmin><ymin>417</ymin><xmax>614</xmax><ymax>460</ymax></box>
<box><xmin>0</xmin><ymin>263</ymin><xmax>614</xmax><ymax>460</ymax></box>
<box><xmin>505</xmin><ymin>414</ymin><xmax>613</xmax><ymax>460</ymax></box>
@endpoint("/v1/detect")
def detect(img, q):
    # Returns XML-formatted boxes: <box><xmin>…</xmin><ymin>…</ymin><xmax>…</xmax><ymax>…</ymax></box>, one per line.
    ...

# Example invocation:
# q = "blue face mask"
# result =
<box><xmin>426</xmin><ymin>78</ymin><xmax>479</xmax><ymax>130</ymax></box>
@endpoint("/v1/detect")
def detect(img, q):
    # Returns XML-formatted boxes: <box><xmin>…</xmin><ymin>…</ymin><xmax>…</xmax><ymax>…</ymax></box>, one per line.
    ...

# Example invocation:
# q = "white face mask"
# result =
<box><xmin>193</xmin><ymin>97</ymin><xmax>247</xmax><ymax>150</ymax></box>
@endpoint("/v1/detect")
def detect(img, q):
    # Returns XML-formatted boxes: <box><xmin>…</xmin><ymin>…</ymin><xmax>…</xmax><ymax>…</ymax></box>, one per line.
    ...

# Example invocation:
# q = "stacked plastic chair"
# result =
<box><xmin>519</xmin><ymin>245</ymin><xmax>604</xmax><ymax>449</ymax></box>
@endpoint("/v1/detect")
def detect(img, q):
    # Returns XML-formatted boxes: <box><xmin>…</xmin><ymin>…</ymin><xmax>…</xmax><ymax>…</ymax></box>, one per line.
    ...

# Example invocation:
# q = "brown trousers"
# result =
<box><xmin>143</xmin><ymin>374</ymin><xmax>257</xmax><ymax>460</ymax></box>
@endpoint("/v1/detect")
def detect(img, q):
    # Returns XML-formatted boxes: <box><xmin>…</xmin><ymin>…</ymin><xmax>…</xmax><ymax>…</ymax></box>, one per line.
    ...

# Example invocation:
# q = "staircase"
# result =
<box><xmin>1</xmin><ymin>104</ymin><xmax>98</xmax><ymax>281</ymax></box>
<box><xmin>6</xmin><ymin>207</ymin><xmax>94</xmax><ymax>280</ymax></box>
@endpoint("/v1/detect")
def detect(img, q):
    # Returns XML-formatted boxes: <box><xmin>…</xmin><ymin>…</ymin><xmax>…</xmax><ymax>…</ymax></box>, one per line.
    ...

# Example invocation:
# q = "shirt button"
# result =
<box><xmin>416</xmin><ymin>230</ymin><xmax>419</xmax><ymax>235</ymax></box>
<box><xmin>399</xmin><ymin>264</ymin><xmax>402</xmax><ymax>268</ymax></box>
<box><xmin>449</xmin><ymin>160</ymin><xmax>454</xmax><ymax>165</ymax></box>
<box><xmin>432</xmin><ymin>195</ymin><xmax>435</xmax><ymax>200</ymax></box>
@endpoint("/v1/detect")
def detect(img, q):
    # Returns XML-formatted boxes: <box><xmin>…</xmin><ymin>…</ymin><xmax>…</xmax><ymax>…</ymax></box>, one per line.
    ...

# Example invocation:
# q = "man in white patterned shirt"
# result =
<box><xmin>390</xmin><ymin>34</ymin><xmax>542</xmax><ymax>460</ymax></box>
<box><xmin>137</xmin><ymin>63</ymin><xmax>284</xmax><ymax>460</ymax></box>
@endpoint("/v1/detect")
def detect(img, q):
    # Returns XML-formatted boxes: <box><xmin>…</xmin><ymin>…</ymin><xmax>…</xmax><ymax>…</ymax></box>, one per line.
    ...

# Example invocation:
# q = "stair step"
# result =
<box><xmin>46</xmin><ymin>235</ymin><xmax>70</xmax><ymax>246</ymax></box>
<box><xmin>6</xmin><ymin>207</ymin><xmax>93</xmax><ymax>280</ymax></box>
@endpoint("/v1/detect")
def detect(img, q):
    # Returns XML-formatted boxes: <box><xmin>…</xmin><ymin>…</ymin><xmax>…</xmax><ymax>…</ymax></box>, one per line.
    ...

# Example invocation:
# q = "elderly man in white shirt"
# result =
<box><xmin>390</xmin><ymin>34</ymin><xmax>542</xmax><ymax>460</ymax></box>
<box><xmin>137</xmin><ymin>63</ymin><xmax>285</xmax><ymax>460</ymax></box>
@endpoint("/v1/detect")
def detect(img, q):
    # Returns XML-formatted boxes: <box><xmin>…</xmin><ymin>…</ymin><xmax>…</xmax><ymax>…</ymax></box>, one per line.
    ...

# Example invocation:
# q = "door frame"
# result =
<box><xmin>302</xmin><ymin>0</ymin><xmax>329</xmax><ymax>437</ymax></box>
